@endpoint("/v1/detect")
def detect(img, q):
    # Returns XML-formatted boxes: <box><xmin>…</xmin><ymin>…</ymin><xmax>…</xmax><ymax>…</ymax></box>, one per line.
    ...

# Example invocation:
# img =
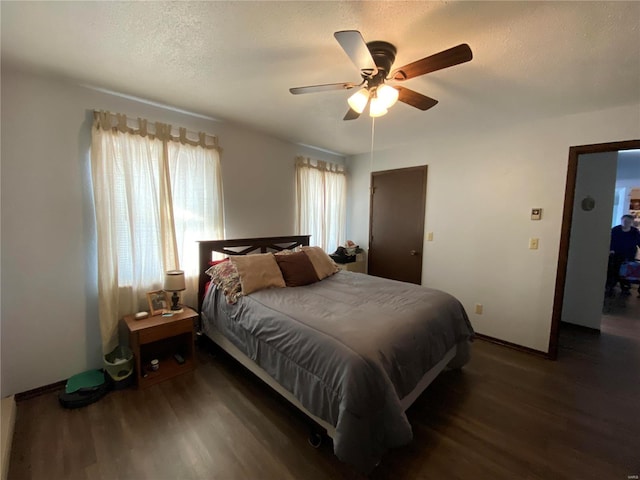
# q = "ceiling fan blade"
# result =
<box><xmin>343</xmin><ymin>108</ymin><xmax>361</xmax><ymax>121</ymax></box>
<box><xmin>396</xmin><ymin>87</ymin><xmax>438</xmax><ymax>111</ymax></box>
<box><xmin>289</xmin><ymin>82</ymin><xmax>356</xmax><ymax>95</ymax></box>
<box><xmin>392</xmin><ymin>44</ymin><xmax>472</xmax><ymax>81</ymax></box>
<box><xmin>334</xmin><ymin>30</ymin><xmax>379</xmax><ymax>77</ymax></box>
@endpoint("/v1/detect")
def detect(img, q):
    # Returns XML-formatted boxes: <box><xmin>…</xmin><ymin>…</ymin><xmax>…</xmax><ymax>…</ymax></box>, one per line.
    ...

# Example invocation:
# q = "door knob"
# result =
<box><xmin>410</xmin><ymin>250</ymin><xmax>419</xmax><ymax>256</ymax></box>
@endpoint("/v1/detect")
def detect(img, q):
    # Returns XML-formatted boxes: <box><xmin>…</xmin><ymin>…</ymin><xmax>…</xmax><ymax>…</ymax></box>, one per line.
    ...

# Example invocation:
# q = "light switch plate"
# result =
<box><xmin>529</xmin><ymin>238</ymin><xmax>539</xmax><ymax>250</ymax></box>
<box><xmin>531</xmin><ymin>208</ymin><xmax>542</xmax><ymax>220</ymax></box>
<box><xmin>427</xmin><ymin>232</ymin><xmax>434</xmax><ymax>241</ymax></box>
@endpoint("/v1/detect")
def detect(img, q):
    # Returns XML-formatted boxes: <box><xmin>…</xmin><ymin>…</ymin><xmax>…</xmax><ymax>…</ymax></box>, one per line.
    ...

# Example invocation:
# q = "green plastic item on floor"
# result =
<box><xmin>65</xmin><ymin>369</ymin><xmax>105</xmax><ymax>394</ymax></box>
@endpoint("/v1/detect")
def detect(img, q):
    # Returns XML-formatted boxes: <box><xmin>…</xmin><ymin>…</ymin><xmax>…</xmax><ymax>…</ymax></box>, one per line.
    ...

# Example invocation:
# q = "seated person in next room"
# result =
<box><xmin>606</xmin><ymin>214</ymin><xmax>640</xmax><ymax>297</ymax></box>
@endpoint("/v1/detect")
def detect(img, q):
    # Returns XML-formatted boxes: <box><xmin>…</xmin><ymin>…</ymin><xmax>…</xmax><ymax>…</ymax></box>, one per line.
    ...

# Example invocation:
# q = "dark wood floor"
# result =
<box><xmin>9</xmin><ymin>301</ymin><xmax>640</xmax><ymax>480</ymax></box>
<box><xmin>602</xmin><ymin>286</ymin><xmax>640</xmax><ymax>341</ymax></box>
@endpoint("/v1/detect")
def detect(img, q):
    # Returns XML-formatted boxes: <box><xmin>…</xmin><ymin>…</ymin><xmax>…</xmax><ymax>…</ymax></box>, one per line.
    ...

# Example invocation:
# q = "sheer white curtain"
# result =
<box><xmin>295</xmin><ymin>157</ymin><xmax>346</xmax><ymax>252</ymax></box>
<box><xmin>91</xmin><ymin>112</ymin><xmax>223</xmax><ymax>353</ymax></box>
<box><xmin>168</xmin><ymin>141</ymin><xmax>224</xmax><ymax>307</ymax></box>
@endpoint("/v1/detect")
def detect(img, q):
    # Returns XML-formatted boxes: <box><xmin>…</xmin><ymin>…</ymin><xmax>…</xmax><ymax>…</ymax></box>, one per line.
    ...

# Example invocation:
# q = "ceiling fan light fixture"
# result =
<box><xmin>289</xmin><ymin>31</ymin><xmax>472</xmax><ymax>121</ymax></box>
<box><xmin>376</xmin><ymin>85</ymin><xmax>399</xmax><ymax>109</ymax></box>
<box><xmin>369</xmin><ymin>97</ymin><xmax>388</xmax><ymax>117</ymax></box>
<box><xmin>347</xmin><ymin>88</ymin><xmax>370</xmax><ymax>114</ymax></box>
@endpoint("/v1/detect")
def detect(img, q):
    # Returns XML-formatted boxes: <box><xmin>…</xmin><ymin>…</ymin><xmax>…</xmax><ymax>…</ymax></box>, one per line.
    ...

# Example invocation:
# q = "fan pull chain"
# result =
<box><xmin>370</xmin><ymin>117</ymin><xmax>375</xmax><ymax>179</ymax></box>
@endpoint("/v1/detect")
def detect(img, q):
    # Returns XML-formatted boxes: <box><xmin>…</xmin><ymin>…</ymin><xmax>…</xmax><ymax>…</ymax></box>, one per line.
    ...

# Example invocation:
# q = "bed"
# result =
<box><xmin>197</xmin><ymin>236</ymin><xmax>474</xmax><ymax>472</ymax></box>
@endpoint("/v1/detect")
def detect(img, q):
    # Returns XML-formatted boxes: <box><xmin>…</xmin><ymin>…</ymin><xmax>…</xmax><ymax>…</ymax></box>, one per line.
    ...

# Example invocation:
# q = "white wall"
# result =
<box><xmin>346</xmin><ymin>104</ymin><xmax>640</xmax><ymax>353</ymax></box>
<box><xmin>614</xmin><ymin>151</ymin><xmax>640</xmax><ymax>223</ymax></box>
<box><xmin>615</xmin><ymin>150</ymin><xmax>640</xmax><ymax>183</ymax></box>
<box><xmin>0</xmin><ymin>68</ymin><xmax>343</xmax><ymax>396</ymax></box>
<box><xmin>561</xmin><ymin>152</ymin><xmax>617</xmax><ymax>329</ymax></box>
<box><xmin>615</xmin><ymin>181</ymin><xmax>640</xmax><ymax>191</ymax></box>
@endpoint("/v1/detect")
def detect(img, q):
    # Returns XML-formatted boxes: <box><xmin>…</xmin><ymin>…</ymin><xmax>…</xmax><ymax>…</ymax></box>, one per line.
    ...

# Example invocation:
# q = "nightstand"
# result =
<box><xmin>336</xmin><ymin>252</ymin><xmax>367</xmax><ymax>274</ymax></box>
<box><xmin>336</xmin><ymin>261</ymin><xmax>366</xmax><ymax>273</ymax></box>
<box><xmin>124</xmin><ymin>307</ymin><xmax>198</xmax><ymax>388</ymax></box>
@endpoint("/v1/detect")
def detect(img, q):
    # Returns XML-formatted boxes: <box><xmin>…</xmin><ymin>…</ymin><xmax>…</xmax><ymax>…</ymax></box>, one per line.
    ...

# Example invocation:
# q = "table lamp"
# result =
<box><xmin>164</xmin><ymin>270</ymin><xmax>186</xmax><ymax>311</ymax></box>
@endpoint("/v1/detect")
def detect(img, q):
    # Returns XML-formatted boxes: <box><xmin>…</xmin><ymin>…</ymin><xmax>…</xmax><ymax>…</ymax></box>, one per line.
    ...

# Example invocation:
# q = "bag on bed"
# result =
<box><xmin>330</xmin><ymin>246</ymin><xmax>356</xmax><ymax>264</ymax></box>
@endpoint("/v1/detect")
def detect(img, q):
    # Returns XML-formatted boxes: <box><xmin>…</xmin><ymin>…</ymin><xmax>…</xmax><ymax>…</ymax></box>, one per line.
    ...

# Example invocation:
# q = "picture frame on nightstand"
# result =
<box><xmin>146</xmin><ymin>290</ymin><xmax>169</xmax><ymax>316</ymax></box>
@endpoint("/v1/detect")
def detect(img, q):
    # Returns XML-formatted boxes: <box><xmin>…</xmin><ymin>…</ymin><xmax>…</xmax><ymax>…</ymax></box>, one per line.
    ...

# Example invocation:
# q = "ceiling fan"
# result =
<box><xmin>290</xmin><ymin>30</ymin><xmax>473</xmax><ymax>120</ymax></box>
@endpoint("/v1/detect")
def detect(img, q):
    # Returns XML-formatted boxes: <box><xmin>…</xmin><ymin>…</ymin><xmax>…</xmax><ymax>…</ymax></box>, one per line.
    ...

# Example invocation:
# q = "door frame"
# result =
<box><xmin>369</xmin><ymin>165</ymin><xmax>428</xmax><ymax>284</ymax></box>
<box><xmin>548</xmin><ymin>139</ymin><xmax>640</xmax><ymax>359</ymax></box>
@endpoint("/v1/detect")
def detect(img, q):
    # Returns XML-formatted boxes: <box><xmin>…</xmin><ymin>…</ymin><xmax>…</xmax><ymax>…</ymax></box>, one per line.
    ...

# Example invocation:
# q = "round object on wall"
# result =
<box><xmin>581</xmin><ymin>196</ymin><xmax>596</xmax><ymax>211</ymax></box>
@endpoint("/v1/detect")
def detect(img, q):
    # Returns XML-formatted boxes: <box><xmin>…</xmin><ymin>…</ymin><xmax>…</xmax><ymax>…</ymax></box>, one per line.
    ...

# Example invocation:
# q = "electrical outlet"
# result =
<box><xmin>427</xmin><ymin>232</ymin><xmax>434</xmax><ymax>241</ymax></box>
<box><xmin>474</xmin><ymin>304</ymin><xmax>483</xmax><ymax>315</ymax></box>
<box><xmin>529</xmin><ymin>238</ymin><xmax>539</xmax><ymax>250</ymax></box>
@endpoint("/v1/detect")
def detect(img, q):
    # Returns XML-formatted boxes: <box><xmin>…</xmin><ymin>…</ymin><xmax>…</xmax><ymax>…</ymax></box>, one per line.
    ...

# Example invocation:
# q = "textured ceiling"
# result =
<box><xmin>2</xmin><ymin>1</ymin><xmax>639</xmax><ymax>155</ymax></box>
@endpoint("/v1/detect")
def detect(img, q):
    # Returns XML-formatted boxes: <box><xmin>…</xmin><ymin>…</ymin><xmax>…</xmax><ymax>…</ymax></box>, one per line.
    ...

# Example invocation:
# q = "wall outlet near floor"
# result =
<box><xmin>427</xmin><ymin>232</ymin><xmax>434</xmax><ymax>241</ymax></box>
<box><xmin>529</xmin><ymin>238</ymin><xmax>539</xmax><ymax>250</ymax></box>
<box><xmin>474</xmin><ymin>304</ymin><xmax>483</xmax><ymax>315</ymax></box>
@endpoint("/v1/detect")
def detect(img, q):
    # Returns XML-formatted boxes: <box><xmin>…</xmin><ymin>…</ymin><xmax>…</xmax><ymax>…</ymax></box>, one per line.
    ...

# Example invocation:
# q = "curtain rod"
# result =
<box><xmin>92</xmin><ymin>110</ymin><xmax>220</xmax><ymax>151</ymax></box>
<box><xmin>296</xmin><ymin>156</ymin><xmax>345</xmax><ymax>173</ymax></box>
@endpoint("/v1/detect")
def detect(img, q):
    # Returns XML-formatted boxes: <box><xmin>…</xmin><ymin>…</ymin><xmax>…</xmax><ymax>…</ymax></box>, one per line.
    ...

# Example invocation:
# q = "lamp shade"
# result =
<box><xmin>164</xmin><ymin>270</ymin><xmax>185</xmax><ymax>292</ymax></box>
<box><xmin>376</xmin><ymin>85</ymin><xmax>399</xmax><ymax>109</ymax></box>
<box><xmin>369</xmin><ymin>97</ymin><xmax>388</xmax><ymax>117</ymax></box>
<box><xmin>347</xmin><ymin>88</ymin><xmax>370</xmax><ymax>114</ymax></box>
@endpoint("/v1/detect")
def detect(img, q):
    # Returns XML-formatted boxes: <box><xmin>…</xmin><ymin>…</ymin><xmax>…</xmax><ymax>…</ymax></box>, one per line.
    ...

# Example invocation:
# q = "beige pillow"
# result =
<box><xmin>230</xmin><ymin>253</ymin><xmax>285</xmax><ymax>294</ymax></box>
<box><xmin>302</xmin><ymin>246</ymin><xmax>339</xmax><ymax>280</ymax></box>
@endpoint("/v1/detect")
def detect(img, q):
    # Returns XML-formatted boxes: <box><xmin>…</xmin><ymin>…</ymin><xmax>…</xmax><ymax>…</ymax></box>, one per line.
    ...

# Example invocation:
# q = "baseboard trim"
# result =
<box><xmin>1</xmin><ymin>396</ymin><xmax>17</xmax><ymax>480</ymax></box>
<box><xmin>14</xmin><ymin>380</ymin><xmax>66</xmax><ymax>403</ymax></box>
<box><xmin>475</xmin><ymin>333</ymin><xmax>550</xmax><ymax>359</ymax></box>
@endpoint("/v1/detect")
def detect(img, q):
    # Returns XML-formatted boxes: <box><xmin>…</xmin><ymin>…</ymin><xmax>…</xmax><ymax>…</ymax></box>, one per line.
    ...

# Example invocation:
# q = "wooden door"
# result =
<box><xmin>368</xmin><ymin>166</ymin><xmax>427</xmax><ymax>284</ymax></box>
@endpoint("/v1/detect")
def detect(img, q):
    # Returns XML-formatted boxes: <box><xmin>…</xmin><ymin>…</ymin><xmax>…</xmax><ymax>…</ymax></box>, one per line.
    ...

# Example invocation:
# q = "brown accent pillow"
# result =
<box><xmin>301</xmin><ymin>246</ymin><xmax>339</xmax><ymax>280</ymax></box>
<box><xmin>274</xmin><ymin>246</ymin><xmax>302</xmax><ymax>255</ymax></box>
<box><xmin>275</xmin><ymin>251</ymin><xmax>320</xmax><ymax>287</ymax></box>
<box><xmin>230</xmin><ymin>254</ymin><xmax>286</xmax><ymax>295</ymax></box>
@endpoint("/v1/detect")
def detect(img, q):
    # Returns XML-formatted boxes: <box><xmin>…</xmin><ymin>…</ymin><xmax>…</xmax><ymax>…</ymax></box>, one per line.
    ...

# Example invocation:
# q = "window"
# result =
<box><xmin>295</xmin><ymin>157</ymin><xmax>346</xmax><ymax>253</ymax></box>
<box><xmin>91</xmin><ymin>112</ymin><xmax>223</xmax><ymax>353</ymax></box>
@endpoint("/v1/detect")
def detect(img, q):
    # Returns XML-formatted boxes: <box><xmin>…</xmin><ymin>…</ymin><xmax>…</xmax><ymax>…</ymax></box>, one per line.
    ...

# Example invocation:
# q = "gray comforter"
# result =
<box><xmin>201</xmin><ymin>271</ymin><xmax>474</xmax><ymax>472</ymax></box>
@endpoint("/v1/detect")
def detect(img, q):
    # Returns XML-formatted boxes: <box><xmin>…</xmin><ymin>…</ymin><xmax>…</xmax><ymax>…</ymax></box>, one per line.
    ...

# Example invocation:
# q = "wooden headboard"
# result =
<box><xmin>197</xmin><ymin>235</ymin><xmax>311</xmax><ymax>313</ymax></box>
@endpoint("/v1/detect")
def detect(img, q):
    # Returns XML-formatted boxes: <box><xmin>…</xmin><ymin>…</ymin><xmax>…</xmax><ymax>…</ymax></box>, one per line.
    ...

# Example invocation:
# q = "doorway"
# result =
<box><xmin>602</xmin><ymin>151</ymin><xmax>640</xmax><ymax>337</ymax></box>
<box><xmin>368</xmin><ymin>166</ymin><xmax>427</xmax><ymax>284</ymax></box>
<box><xmin>549</xmin><ymin>140</ymin><xmax>640</xmax><ymax>359</ymax></box>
